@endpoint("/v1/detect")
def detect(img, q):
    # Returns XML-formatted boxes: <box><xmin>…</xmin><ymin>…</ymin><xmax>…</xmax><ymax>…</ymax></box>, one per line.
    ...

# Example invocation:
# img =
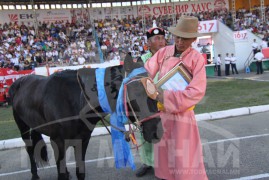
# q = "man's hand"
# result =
<box><xmin>156</xmin><ymin>89</ymin><xmax>164</xmax><ymax>104</ymax></box>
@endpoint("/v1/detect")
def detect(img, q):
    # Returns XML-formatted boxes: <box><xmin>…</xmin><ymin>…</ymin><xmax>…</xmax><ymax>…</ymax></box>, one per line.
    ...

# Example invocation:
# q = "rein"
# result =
<box><xmin>77</xmin><ymin>70</ymin><xmax>160</xmax><ymax>149</ymax></box>
<box><xmin>124</xmin><ymin>77</ymin><xmax>160</xmax><ymax>126</ymax></box>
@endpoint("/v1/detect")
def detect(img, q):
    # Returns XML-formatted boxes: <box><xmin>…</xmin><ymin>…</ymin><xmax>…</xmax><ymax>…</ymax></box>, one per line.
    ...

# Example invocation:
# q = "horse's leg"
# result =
<box><xmin>74</xmin><ymin>137</ymin><xmax>90</xmax><ymax>180</ymax></box>
<box><xmin>51</xmin><ymin>138</ymin><xmax>69</xmax><ymax>180</ymax></box>
<box><xmin>13</xmin><ymin>112</ymin><xmax>39</xmax><ymax>180</ymax></box>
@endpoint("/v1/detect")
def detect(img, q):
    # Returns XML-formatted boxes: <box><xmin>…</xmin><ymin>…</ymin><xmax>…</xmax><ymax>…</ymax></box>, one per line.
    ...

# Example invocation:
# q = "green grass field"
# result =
<box><xmin>1</xmin><ymin>78</ymin><xmax>269</xmax><ymax>140</ymax></box>
<box><xmin>194</xmin><ymin>79</ymin><xmax>269</xmax><ymax>114</ymax></box>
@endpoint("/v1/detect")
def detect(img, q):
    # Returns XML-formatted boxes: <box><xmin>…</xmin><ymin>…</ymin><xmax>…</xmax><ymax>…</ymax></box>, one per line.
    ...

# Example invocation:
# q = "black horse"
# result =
<box><xmin>9</xmin><ymin>63</ymin><xmax>163</xmax><ymax>180</ymax></box>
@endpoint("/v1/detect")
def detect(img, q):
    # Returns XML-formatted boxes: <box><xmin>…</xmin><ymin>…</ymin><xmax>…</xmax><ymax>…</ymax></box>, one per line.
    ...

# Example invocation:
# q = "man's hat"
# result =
<box><xmin>146</xmin><ymin>27</ymin><xmax>165</xmax><ymax>39</ymax></box>
<box><xmin>168</xmin><ymin>15</ymin><xmax>200</xmax><ymax>38</ymax></box>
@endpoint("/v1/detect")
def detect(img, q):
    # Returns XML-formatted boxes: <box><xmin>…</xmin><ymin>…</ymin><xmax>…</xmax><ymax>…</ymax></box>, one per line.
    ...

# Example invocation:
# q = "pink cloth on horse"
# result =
<box><xmin>145</xmin><ymin>45</ymin><xmax>208</xmax><ymax>180</ymax></box>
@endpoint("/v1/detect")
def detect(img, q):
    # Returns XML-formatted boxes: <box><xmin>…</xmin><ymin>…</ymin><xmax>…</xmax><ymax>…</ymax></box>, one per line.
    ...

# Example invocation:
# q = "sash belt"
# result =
<box><xmin>157</xmin><ymin>101</ymin><xmax>195</xmax><ymax>112</ymax></box>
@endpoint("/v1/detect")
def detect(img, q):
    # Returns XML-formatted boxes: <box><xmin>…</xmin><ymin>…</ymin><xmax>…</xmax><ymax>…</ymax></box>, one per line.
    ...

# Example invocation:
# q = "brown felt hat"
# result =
<box><xmin>168</xmin><ymin>15</ymin><xmax>200</xmax><ymax>38</ymax></box>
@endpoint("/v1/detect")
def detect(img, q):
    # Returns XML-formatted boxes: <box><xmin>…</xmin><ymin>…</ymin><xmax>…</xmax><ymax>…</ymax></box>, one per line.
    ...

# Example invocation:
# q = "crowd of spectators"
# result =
<box><xmin>1</xmin><ymin>6</ymin><xmax>269</xmax><ymax>71</ymax></box>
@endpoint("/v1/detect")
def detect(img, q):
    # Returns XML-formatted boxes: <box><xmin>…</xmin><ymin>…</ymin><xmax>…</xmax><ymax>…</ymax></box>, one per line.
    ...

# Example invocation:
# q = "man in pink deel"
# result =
<box><xmin>145</xmin><ymin>15</ymin><xmax>208</xmax><ymax>180</ymax></box>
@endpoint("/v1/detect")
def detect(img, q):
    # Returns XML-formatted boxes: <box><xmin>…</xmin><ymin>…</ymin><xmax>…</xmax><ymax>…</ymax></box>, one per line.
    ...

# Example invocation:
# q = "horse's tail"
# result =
<box><xmin>8</xmin><ymin>76</ymin><xmax>25</xmax><ymax>105</ymax></box>
<box><xmin>31</xmin><ymin>130</ymin><xmax>49</xmax><ymax>166</ymax></box>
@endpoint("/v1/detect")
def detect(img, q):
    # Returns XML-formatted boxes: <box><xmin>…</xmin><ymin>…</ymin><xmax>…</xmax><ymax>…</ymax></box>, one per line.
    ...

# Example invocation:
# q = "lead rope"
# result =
<box><xmin>123</xmin><ymin>72</ymin><xmax>139</xmax><ymax>149</ymax></box>
<box><xmin>125</xmin><ymin>85</ymin><xmax>141</xmax><ymax>127</ymax></box>
<box><xmin>76</xmin><ymin>72</ymin><xmax>113</xmax><ymax>135</ymax></box>
<box><xmin>124</xmin><ymin>73</ymin><xmax>147</xmax><ymax>150</ymax></box>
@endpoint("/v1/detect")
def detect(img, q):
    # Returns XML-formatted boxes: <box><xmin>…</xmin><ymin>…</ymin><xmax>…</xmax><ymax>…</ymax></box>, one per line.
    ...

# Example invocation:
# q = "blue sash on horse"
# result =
<box><xmin>96</xmin><ymin>67</ymin><xmax>146</xmax><ymax>170</ymax></box>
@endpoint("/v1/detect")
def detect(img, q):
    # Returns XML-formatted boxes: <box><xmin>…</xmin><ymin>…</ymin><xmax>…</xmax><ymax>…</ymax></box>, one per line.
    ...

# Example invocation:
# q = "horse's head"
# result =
<box><xmin>125</xmin><ymin>74</ymin><xmax>163</xmax><ymax>143</ymax></box>
<box><xmin>123</xmin><ymin>53</ymin><xmax>163</xmax><ymax>143</ymax></box>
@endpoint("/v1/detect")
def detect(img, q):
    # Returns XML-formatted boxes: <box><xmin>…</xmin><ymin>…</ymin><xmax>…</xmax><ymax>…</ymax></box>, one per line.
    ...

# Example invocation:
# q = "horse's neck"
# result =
<box><xmin>104</xmin><ymin>65</ymin><xmax>124</xmax><ymax>111</ymax></box>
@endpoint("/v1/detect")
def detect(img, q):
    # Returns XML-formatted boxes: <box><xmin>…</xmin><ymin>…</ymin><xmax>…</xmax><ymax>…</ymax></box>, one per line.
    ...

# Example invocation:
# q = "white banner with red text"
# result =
<box><xmin>137</xmin><ymin>0</ymin><xmax>228</xmax><ymax>17</ymax></box>
<box><xmin>198</xmin><ymin>20</ymin><xmax>218</xmax><ymax>33</ymax></box>
<box><xmin>233</xmin><ymin>30</ymin><xmax>248</xmax><ymax>42</ymax></box>
<box><xmin>0</xmin><ymin>0</ymin><xmax>229</xmax><ymax>24</ymax></box>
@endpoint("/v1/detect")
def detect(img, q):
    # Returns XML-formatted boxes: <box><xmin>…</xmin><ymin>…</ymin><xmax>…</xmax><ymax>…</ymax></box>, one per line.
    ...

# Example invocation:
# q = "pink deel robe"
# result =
<box><xmin>145</xmin><ymin>45</ymin><xmax>208</xmax><ymax>180</ymax></box>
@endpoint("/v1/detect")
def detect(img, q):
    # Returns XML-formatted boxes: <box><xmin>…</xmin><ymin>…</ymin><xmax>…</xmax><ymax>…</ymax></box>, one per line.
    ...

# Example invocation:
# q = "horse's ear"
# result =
<box><xmin>123</xmin><ymin>52</ymin><xmax>144</xmax><ymax>73</ymax></box>
<box><xmin>123</xmin><ymin>52</ymin><xmax>133</xmax><ymax>73</ymax></box>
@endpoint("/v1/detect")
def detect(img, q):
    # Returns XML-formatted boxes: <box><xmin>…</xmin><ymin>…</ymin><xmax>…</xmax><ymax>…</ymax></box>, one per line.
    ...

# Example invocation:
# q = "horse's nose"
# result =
<box><xmin>150</xmin><ymin>132</ymin><xmax>161</xmax><ymax>144</ymax></box>
<box><xmin>153</xmin><ymin>132</ymin><xmax>159</xmax><ymax>140</ymax></box>
<box><xmin>156</xmin><ymin>125</ymin><xmax>164</xmax><ymax>140</ymax></box>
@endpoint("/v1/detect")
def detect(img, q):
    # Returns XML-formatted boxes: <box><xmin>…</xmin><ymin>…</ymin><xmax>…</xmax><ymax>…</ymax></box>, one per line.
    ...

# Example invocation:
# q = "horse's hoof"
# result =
<box><xmin>58</xmin><ymin>173</ymin><xmax>70</xmax><ymax>180</ymax></box>
<box><xmin>31</xmin><ymin>174</ymin><xmax>40</xmax><ymax>180</ymax></box>
<box><xmin>77</xmin><ymin>174</ymin><xmax>85</xmax><ymax>180</ymax></box>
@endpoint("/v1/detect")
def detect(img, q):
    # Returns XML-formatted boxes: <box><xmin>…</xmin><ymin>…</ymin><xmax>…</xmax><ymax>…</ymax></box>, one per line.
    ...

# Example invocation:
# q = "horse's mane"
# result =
<box><xmin>51</xmin><ymin>69</ymin><xmax>78</xmax><ymax>78</ymax></box>
<box><xmin>51</xmin><ymin>65</ymin><xmax>124</xmax><ymax>78</ymax></box>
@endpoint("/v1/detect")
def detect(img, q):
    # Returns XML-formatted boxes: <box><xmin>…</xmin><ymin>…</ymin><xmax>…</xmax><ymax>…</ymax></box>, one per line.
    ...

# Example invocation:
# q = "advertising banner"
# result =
<box><xmin>138</xmin><ymin>0</ymin><xmax>229</xmax><ymax>17</ymax></box>
<box><xmin>0</xmin><ymin>10</ymin><xmax>71</xmax><ymax>25</ymax></box>
<box><xmin>0</xmin><ymin>0</ymin><xmax>228</xmax><ymax>24</ymax></box>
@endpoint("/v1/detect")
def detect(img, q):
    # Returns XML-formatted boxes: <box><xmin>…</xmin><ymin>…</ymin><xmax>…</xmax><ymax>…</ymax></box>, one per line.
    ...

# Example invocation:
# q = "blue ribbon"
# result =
<box><xmin>116</xmin><ymin>67</ymin><xmax>147</xmax><ymax>124</ymax></box>
<box><xmin>92</xmin><ymin>27</ymin><xmax>104</xmax><ymax>63</ymax></box>
<box><xmin>96</xmin><ymin>68</ymin><xmax>112</xmax><ymax>113</ymax></box>
<box><xmin>95</xmin><ymin>67</ymin><xmax>146</xmax><ymax>170</ymax></box>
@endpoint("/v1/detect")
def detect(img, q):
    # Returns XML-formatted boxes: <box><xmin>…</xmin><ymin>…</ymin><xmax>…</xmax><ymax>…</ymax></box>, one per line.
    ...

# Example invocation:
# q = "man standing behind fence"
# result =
<box><xmin>216</xmin><ymin>54</ymin><xmax>222</xmax><ymax>76</ymax></box>
<box><xmin>252</xmin><ymin>39</ymin><xmax>259</xmax><ymax>55</ymax></box>
<box><xmin>224</xmin><ymin>53</ymin><xmax>231</xmax><ymax>76</ymax></box>
<box><xmin>254</xmin><ymin>49</ymin><xmax>264</xmax><ymax>74</ymax></box>
<box><xmin>230</xmin><ymin>53</ymin><xmax>239</xmax><ymax>74</ymax></box>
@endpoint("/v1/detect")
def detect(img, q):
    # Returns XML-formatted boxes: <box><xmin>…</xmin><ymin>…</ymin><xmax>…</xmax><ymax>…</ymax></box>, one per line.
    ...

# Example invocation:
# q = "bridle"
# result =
<box><xmin>121</xmin><ymin>74</ymin><xmax>160</xmax><ymax>148</ymax></box>
<box><xmin>123</xmin><ymin>76</ymin><xmax>160</xmax><ymax>127</ymax></box>
<box><xmin>77</xmin><ymin>70</ymin><xmax>160</xmax><ymax>148</ymax></box>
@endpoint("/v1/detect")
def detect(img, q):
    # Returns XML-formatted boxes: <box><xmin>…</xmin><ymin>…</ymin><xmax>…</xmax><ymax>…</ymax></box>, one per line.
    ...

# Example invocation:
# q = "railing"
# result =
<box><xmin>244</xmin><ymin>51</ymin><xmax>253</xmax><ymax>68</ymax></box>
